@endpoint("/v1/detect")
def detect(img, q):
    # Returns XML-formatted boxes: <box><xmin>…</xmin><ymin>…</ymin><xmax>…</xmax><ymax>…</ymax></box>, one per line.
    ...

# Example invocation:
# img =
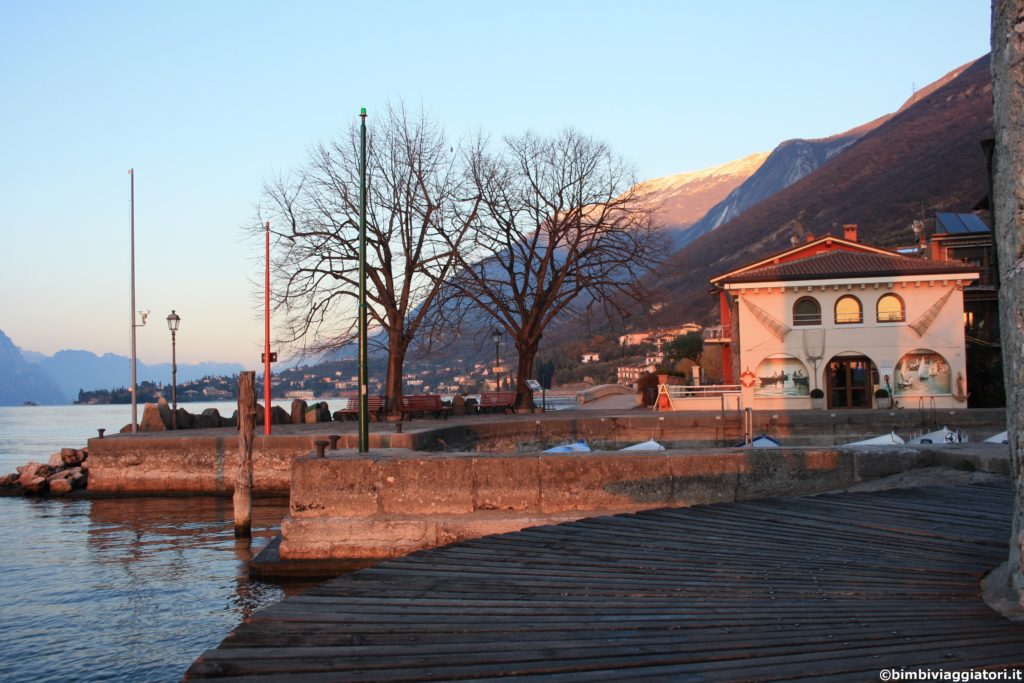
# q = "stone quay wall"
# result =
<box><xmin>84</xmin><ymin>408</ymin><xmax>1007</xmax><ymax>495</ymax></box>
<box><xmin>87</xmin><ymin>433</ymin><xmax>317</xmax><ymax>494</ymax></box>
<box><xmin>278</xmin><ymin>444</ymin><xmax>1011</xmax><ymax>561</ymax></box>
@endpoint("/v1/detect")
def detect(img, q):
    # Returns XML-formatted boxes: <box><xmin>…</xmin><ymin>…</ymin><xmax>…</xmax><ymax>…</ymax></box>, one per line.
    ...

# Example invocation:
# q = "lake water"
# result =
<box><xmin>0</xmin><ymin>402</ymin><xmax>306</xmax><ymax>682</ymax></box>
<box><xmin>0</xmin><ymin>395</ymin><xmax>577</xmax><ymax>681</ymax></box>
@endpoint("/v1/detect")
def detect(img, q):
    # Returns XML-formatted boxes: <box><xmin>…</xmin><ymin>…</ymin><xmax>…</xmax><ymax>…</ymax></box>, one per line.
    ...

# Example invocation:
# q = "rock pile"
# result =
<box><xmin>0</xmin><ymin>447</ymin><xmax>89</xmax><ymax>497</ymax></box>
<box><xmin>119</xmin><ymin>397</ymin><xmax>310</xmax><ymax>432</ymax></box>
<box><xmin>121</xmin><ymin>398</ymin><xmax>240</xmax><ymax>432</ymax></box>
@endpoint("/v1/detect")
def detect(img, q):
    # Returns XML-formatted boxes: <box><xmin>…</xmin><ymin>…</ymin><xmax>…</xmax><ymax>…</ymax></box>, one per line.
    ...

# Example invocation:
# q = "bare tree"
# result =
<box><xmin>447</xmin><ymin>129</ymin><xmax>662</xmax><ymax>408</ymax></box>
<box><xmin>992</xmin><ymin>0</ymin><xmax>1024</xmax><ymax>612</ymax></box>
<box><xmin>259</xmin><ymin>105</ymin><xmax>475</xmax><ymax>413</ymax></box>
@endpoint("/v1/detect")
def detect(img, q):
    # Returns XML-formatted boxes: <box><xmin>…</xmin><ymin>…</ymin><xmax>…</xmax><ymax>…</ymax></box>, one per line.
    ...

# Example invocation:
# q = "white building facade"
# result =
<box><xmin>710</xmin><ymin>232</ymin><xmax>978</xmax><ymax>410</ymax></box>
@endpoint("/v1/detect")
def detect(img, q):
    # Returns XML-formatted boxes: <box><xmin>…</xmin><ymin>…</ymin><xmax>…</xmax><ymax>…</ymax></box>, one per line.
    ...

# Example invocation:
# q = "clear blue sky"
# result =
<box><xmin>0</xmin><ymin>0</ymin><xmax>990</xmax><ymax>365</ymax></box>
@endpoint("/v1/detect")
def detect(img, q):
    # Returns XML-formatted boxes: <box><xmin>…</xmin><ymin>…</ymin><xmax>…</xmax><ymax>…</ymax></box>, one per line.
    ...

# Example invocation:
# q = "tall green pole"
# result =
<box><xmin>358</xmin><ymin>107</ymin><xmax>369</xmax><ymax>453</ymax></box>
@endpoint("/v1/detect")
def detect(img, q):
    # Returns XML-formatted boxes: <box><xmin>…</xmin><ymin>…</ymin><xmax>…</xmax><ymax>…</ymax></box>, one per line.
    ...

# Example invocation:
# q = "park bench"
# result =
<box><xmin>477</xmin><ymin>391</ymin><xmax>517</xmax><ymax>414</ymax></box>
<box><xmin>398</xmin><ymin>394</ymin><xmax>450</xmax><ymax>421</ymax></box>
<box><xmin>332</xmin><ymin>395</ymin><xmax>386</xmax><ymax>422</ymax></box>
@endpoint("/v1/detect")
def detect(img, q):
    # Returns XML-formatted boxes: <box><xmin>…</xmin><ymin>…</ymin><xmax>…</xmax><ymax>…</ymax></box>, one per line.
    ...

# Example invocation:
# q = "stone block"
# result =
<box><xmin>668</xmin><ymin>452</ymin><xmax>742</xmax><ymax>506</ymax></box>
<box><xmin>17</xmin><ymin>462</ymin><xmax>52</xmax><ymax>484</ymax></box>
<box><xmin>61</xmin><ymin>448</ymin><xmax>85</xmax><ymax>466</ymax></box>
<box><xmin>280</xmin><ymin>516</ymin><xmax>437</xmax><ymax>559</ymax></box>
<box><xmin>438</xmin><ymin>511</ymin><xmax>587</xmax><ymax>548</ymax></box>
<box><xmin>538</xmin><ymin>453</ymin><xmax>672</xmax><ymax>513</ymax></box>
<box><xmin>736</xmin><ymin>448</ymin><xmax>856</xmax><ymax>500</ymax></box>
<box><xmin>288</xmin><ymin>456</ymin><xmax>380</xmax><ymax>518</ymax></box>
<box><xmin>140</xmin><ymin>404</ymin><xmax>167</xmax><ymax>432</ymax></box>
<box><xmin>48</xmin><ymin>479</ymin><xmax>72</xmax><ymax>496</ymax></box>
<box><xmin>471</xmin><ymin>455</ymin><xmax>541</xmax><ymax>511</ymax></box>
<box><xmin>21</xmin><ymin>475</ymin><xmax>48</xmax><ymax>494</ymax></box>
<box><xmin>377</xmin><ymin>456</ymin><xmax>474</xmax><ymax>515</ymax></box>
<box><xmin>198</xmin><ymin>408</ymin><xmax>223</xmax><ymax>428</ymax></box>
<box><xmin>851</xmin><ymin>446</ymin><xmax>930</xmax><ymax>482</ymax></box>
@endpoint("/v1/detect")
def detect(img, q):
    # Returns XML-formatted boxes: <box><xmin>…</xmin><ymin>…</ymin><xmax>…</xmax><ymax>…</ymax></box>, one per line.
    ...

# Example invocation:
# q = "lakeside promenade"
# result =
<box><xmin>84</xmin><ymin>406</ymin><xmax>1008</xmax><ymax>497</ymax></box>
<box><xmin>187</xmin><ymin>480</ymin><xmax>1024</xmax><ymax>680</ymax></box>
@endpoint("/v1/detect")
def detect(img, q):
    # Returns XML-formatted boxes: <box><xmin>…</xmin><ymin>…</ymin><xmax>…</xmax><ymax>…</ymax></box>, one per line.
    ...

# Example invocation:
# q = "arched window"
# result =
<box><xmin>876</xmin><ymin>293</ymin><xmax>905</xmax><ymax>322</ymax></box>
<box><xmin>793</xmin><ymin>297</ymin><xmax>821</xmax><ymax>326</ymax></box>
<box><xmin>834</xmin><ymin>295</ymin><xmax>863</xmax><ymax>324</ymax></box>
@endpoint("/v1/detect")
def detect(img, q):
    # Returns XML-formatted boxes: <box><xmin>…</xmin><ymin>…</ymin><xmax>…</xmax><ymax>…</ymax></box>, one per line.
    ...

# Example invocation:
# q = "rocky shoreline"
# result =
<box><xmin>1</xmin><ymin>447</ymin><xmax>89</xmax><ymax>497</ymax></box>
<box><xmin>126</xmin><ymin>397</ymin><xmax>335</xmax><ymax>432</ymax></box>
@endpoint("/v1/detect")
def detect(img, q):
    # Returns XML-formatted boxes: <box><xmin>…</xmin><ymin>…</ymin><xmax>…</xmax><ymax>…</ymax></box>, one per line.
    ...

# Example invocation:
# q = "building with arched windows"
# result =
<box><xmin>709</xmin><ymin>225</ymin><xmax>980</xmax><ymax>410</ymax></box>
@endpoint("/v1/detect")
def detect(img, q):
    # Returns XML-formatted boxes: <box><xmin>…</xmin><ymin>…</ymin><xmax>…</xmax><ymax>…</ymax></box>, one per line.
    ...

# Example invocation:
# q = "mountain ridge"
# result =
<box><xmin>0</xmin><ymin>330</ymin><xmax>66</xmax><ymax>405</ymax></box>
<box><xmin>648</xmin><ymin>53</ymin><xmax>993</xmax><ymax>325</ymax></box>
<box><xmin>0</xmin><ymin>332</ymin><xmax>246</xmax><ymax>404</ymax></box>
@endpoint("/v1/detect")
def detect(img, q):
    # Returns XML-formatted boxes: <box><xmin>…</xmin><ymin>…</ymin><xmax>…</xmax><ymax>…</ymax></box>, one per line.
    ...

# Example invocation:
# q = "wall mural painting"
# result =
<box><xmin>754</xmin><ymin>357</ymin><xmax>810</xmax><ymax>397</ymax></box>
<box><xmin>892</xmin><ymin>350</ymin><xmax>951</xmax><ymax>396</ymax></box>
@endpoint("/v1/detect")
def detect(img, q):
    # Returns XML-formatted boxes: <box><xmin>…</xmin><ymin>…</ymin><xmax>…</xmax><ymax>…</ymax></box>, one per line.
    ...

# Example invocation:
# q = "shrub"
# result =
<box><xmin>810</xmin><ymin>388</ymin><xmax>825</xmax><ymax>399</ymax></box>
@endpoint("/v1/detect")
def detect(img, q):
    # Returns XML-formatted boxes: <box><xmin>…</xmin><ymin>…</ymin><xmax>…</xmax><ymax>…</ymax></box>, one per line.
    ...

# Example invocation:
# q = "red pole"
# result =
<box><xmin>264</xmin><ymin>221</ymin><xmax>272</xmax><ymax>435</ymax></box>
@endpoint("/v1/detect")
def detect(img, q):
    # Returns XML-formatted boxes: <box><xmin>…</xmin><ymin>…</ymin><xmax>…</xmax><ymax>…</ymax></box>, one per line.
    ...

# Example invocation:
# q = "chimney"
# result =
<box><xmin>805</xmin><ymin>233</ymin><xmax>815</xmax><ymax>243</ymax></box>
<box><xmin>843</xmin><ymin>224</ymin><xmax>858</xmax><ymax>242</ymax></box>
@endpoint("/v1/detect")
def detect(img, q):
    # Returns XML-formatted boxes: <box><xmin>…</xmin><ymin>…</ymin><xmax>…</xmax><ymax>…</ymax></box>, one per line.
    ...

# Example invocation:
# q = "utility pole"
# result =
<box><xmin>264</xmin><ymin>221</ymin><xmax>272</xmax><ymax>434</ymax></box>
<box><xmin>129</xmin><ymin>169</ymin><xmax>140</xmax><ymax>432</ymax></box>
<box><xmin>358</xmin><ymin>108</ymin><xmax>369</xmax><ymax>453</ymax></box>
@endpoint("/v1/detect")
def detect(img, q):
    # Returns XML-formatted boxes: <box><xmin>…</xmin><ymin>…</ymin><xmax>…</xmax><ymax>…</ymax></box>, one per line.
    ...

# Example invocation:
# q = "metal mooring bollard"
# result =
<box><xmin>315</xmin><ymin>440</ymin><xmax>329</xmax><ymax>458</ymax></box>
<box><xmin>328</xmin><ymin>435</ymin><xmax>341</xmax><ymax>449</ymax></box>
<box><xmin>395</xmin><ymin>423</ymin><xmax>403</xmax><ymax>434</ymax></box>
<box><xmin>97</xmin><ymin>428</ymin><xmax>106</xmax><ymax>439</ymax></box>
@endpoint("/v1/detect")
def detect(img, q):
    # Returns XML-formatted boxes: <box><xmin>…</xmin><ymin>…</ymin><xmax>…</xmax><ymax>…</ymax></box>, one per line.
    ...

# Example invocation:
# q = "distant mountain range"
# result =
<box><xmin>636</xmin><ymin>152</ymin><xmax>769</xmax><ymax>245</ymax></box>
<box><xmin>647</xmin><ymin>54</ymin><xmax>992</xmax><ymax>324</ymax></box>
<box><xmin>0</xmin><ymin>330</ymin><xmax>66</xmax><ymax>405</ymax></box>
<box><xmin>0</xmin><ymin>329</ymin><xmax>245</xmax><ymax>406</ymax></box>
<box><xmin>637</xmin><ymin>59</ymin><xmax>975</xmax><ymax>255</ymax></box>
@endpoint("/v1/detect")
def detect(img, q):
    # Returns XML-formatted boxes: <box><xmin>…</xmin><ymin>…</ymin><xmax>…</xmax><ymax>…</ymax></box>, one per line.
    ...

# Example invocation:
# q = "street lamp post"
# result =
<box><xmin>166</xmin><ymin>310</ymin><xmax>180</xmax><ymax>429</ymax></box>
<box><xmin>492</xmin><ymin>328</ymin><xmax>502</xmax><ymax>390</ymax></box>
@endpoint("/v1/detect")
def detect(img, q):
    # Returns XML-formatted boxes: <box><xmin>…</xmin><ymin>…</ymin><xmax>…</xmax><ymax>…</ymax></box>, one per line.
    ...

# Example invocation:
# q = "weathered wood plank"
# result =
<box><xmin>186</xmin><ymin>483</ymin><xmax>1024</xmax><ymax>680</ymax></box>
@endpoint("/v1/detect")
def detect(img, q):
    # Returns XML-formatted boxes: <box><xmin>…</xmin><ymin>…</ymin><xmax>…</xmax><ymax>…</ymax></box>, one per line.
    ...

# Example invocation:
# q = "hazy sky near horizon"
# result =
<box><xmin>0</xmin><ymin>0</ymin><xmax>990</xmax><ymax>366</ymax></box>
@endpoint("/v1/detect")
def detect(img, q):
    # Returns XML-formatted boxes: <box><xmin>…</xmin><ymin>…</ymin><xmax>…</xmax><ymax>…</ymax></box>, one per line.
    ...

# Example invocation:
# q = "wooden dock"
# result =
<box><xmin>187</xmin><ymin>482</ymin><xmax>1024</xmax><ymax>680</ymax></box>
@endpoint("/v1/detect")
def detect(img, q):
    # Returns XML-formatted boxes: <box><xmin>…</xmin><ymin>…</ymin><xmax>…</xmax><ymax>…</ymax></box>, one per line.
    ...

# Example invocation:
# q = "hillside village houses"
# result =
<box><xmin>708</xmin><ymin>223</ymin><xmax>982</xmax><ymax>411</ymax></box>
<box><xmin>617</xmin><ymin>323</ymin><xmax>702</xmax><ymax>350</ymax></box>
<box><xmin>615</xmin><ymin>323</ymin><xmax>704</xmax><ymax>385</ymax></box>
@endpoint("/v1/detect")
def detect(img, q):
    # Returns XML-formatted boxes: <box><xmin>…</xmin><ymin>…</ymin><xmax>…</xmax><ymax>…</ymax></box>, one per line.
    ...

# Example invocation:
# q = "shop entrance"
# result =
<box><xmin>826</xmin><ymin>356</ymin><xmax>875</xmax><ymax>408</ymax></box>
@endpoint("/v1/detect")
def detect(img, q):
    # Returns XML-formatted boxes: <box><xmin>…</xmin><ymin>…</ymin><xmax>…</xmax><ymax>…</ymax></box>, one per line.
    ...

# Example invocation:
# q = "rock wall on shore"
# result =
<box><xmin>122</xmin><ymin>398</ymin><xmax>337</xmax><ymax>433</ymax></box>
<box><xmin>1</xmin><ymin>447</ymin><xmax>89</xmax><ymax>496</ymax></box>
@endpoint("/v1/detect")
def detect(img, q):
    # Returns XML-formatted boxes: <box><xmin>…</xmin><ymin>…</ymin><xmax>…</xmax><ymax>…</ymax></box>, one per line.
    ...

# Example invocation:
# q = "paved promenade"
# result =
<box><xmin>187</xmin><ymin>481</ymin><xmax>1023</xmax><ymax>681</ymax></box>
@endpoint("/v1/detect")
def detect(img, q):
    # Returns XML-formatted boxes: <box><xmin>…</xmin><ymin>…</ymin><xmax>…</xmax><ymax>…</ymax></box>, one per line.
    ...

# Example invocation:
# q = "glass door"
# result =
<box><xmin>827</xmin><ymin>357</ymin><xmax>871</xmax><ymax>408</ymax></box>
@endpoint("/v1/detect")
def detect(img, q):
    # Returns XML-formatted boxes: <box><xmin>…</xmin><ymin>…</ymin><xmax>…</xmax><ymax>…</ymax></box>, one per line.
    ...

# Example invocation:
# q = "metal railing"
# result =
<box><xmin>793</xmin><ymin>312</ymin><xmax>822</xmax><ymax>326</ymax></box>
<box><xmin>656</xmin><ymin>384</ymin><xmax>743</xmax><ymax>413</ymax></box>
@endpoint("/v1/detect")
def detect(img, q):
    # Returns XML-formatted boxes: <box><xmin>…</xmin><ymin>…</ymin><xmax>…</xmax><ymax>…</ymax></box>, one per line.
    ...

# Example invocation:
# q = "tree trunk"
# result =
<box><xmin>515</xmin><ymin>338</ymin><xmax>538</xmax><ymax>409</ymax></box>
<box><xmin>233</xmin><ymin>371</ymin><xmax>256</xmax><ymax>539</ymax></box>
<box><xmin>385</xmin><ymin>336</ymin><xmax>408</xmax><ymax>419</ymax></box>
<box><xmin>992</xmin><ymin>0</ymin><xmax>1024</xmax><ymax>610</ymax></box>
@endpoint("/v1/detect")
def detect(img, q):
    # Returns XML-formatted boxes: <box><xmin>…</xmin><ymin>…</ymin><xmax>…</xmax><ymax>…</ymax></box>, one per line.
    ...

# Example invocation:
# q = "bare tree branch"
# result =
<box><xmin>254</xmin><ymin>103</ymin><xmax>476</xmax><ymax>410</ymax></box>
<box><xmin>444</xmin><ymin>129</ymin><xmax>665</xmax><ymax>407</ymax></box>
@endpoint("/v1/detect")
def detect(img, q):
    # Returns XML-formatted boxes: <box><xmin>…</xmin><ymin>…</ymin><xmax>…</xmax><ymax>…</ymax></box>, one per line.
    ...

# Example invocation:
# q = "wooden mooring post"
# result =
<box><xmin>234</xmin><ymin>371</ymin><xmax>256</xmax><ymax>538</ymax></box>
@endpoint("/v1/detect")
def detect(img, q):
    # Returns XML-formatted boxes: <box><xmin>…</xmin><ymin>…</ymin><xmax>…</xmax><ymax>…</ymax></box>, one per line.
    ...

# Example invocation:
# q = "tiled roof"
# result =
<box><xmin>717</xmin><ymin>250</ymin><xmax>979</xmax><ymax>284</ymax></box>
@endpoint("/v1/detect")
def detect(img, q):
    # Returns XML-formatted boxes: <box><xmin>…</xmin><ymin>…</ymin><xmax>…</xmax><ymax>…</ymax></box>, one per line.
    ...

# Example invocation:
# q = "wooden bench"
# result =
<box><xmin>477</xmin><ymin>391</ymin><xmax>517</xmax><ymax>414</ymax></box>
<box><xmin>398</xmin><ymin>394</ymin><xmax>450</xmax><ymax>421</ymax></box>
<box><xmin>332</xmin><ymin>395</ymin><xmax>386</xmax><ymax>422</ymax></box>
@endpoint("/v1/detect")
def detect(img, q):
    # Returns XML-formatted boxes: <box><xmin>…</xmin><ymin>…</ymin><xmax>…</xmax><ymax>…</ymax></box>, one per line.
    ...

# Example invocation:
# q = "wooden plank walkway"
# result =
<box><xmin>187</xmin><ymin>482</ymin><xmax>1024</xmax><ymax>681</ymax></box>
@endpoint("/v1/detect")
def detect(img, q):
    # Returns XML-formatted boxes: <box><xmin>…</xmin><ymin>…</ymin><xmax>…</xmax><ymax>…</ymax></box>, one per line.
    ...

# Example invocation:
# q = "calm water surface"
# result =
<box><xmin>0</xmin><ymin>396</ymin><xmax>577</xmax><ymax>681</ymax></box>
<box><xmin>0</xmin><ymin>403</ymin><xmax>307</xmax><ymax>682</ymax></box>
